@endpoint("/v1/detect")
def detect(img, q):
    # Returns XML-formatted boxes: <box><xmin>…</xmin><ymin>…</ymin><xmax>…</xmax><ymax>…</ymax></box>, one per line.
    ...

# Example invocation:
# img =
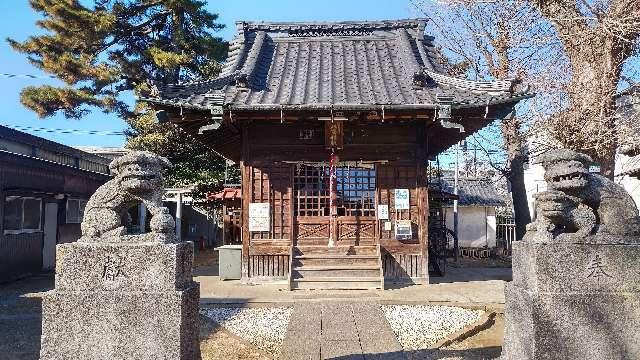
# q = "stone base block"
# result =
<box><xmin>501</xmin><ymin>283</ymin><xmax>640</xmax><ymax>360</ymax></box>
<box><xmin>54</xmin><ymin>241</ymin><xmax>194</xmax><ymax>292</ymax></box>
<box><xmin>39</xmin><ymin>283</ymin><xmax>200</xmax><ymax>360</ymax></box>
<box><xmin>511</xmin><ymin>241</ymin><xmax>640</xmax><ymax>294</ymax></box>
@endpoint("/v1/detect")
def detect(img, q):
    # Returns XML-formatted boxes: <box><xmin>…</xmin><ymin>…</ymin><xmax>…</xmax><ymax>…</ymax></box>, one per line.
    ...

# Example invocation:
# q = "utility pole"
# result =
<box><xmin>453</xmin><ymin>141</ymin><xmax>460</xmax><ymax>264</ymax></box>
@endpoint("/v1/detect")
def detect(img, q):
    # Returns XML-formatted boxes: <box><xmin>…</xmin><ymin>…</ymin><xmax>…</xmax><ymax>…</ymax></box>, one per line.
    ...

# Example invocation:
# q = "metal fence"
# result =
<box><xmin>496</xmin><ymin>215</ymin><xmax>517</xmax><ymax>253</ymax></box>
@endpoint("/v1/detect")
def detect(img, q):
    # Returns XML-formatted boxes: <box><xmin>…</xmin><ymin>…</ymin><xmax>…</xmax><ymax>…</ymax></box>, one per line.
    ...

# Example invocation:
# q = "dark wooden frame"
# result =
<box><xmin>237</xmin><ymin>117</ymin><xmax>432</xmax><ymax>283</ymax></box>
<box><xmin>152</xmin><ymin>104</ymin><xmax>514</xmax><ymax>284</ymax></box>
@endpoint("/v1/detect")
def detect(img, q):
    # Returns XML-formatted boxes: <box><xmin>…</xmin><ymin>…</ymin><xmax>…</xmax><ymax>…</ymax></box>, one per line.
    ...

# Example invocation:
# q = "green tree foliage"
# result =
<box><xmin>9</xmin><ymin>0</ymin><xmax>229</xmax><ymax>190</ymax></box>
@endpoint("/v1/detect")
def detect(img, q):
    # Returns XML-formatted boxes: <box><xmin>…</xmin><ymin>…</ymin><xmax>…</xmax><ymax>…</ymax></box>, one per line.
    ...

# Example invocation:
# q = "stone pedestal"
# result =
<box><xmin>40</xmin><ymin>241</ymin><xmax>201</xmax><ymax>360</ymax></box>
<box><xmin>501</xmin><ymin>240</ymin><xmax>640</xmax><ymax>360</ymax></box>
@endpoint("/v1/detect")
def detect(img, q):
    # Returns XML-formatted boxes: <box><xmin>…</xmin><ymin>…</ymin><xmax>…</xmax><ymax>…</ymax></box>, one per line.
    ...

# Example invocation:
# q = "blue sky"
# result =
<box><xmin>0</xmin><ymin>0</ymin><xmax>418</xmax><ymax>148</ymax></box>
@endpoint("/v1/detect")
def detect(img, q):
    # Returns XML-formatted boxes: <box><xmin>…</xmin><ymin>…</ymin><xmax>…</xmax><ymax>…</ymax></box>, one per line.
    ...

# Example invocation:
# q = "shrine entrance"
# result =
<box><xmin>293</xmin><ymin>161</ymin><xmax>377</xmax><ymax>247</ymax></box>
<box><xmin>147</xmin><ymin>19</ymin><xmax>530</xmax><ymax>285</ymax></box>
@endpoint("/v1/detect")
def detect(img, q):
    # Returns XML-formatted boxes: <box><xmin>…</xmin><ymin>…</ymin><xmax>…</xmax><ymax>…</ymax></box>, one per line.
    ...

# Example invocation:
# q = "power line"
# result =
<box><xmin>0</xmin><ymin>73</ymin><xmax>58</xmax><ymax>80</ymax></box>
<box><xmin>3</xmin><ymin>123</ymin><xmax>126</xmax><ymax>136</ymax></box>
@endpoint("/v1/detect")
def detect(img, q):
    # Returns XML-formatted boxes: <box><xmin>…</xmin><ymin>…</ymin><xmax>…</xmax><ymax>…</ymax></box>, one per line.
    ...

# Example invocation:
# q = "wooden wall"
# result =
<box><xmin>242</xmin><ymin>160</ymin><xmax>293</xmax><ymax>279</ymax></box>
<box><xmin>240</xmin><ymin>119</ymin><xmax>429</xmax><ymax>283</ymax></box>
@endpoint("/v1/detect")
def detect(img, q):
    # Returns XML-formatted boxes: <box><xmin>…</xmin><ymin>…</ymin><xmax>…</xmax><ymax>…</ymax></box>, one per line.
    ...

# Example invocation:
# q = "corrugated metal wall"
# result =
<box><xmin>0</xmin><ymin>233</ymin><xmax>43</xmax><ymax>282</ymax></box>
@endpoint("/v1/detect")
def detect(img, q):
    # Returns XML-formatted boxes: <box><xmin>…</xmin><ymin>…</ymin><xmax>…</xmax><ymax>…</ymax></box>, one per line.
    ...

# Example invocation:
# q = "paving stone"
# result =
<box><xmin>280</xmin><ymin>339</ymin><xmax>321</xmax><ymax>360</ymax></box>
<box><xmin>281</xmin><ymin>301</ymin><xmax>406</xmax><ymax>360</ymax></box>
<box><xmin>321</xmin><ymin>340</ymin><xmax>364</xmax><ymax>360</ymax></box>
<box><xmin>321</xmin><ymin>302</ymin><xmax>359</xmax><ymax>341</ymax></box>
<box><xmin>279</xmin><ymin>303</ymin><xmax>322</xmax><ymax>360</ymax></box>
<box><xmin>354</xmin><ymin>304</ymin><xmax>406</xmax><ymax>359</ymax></box>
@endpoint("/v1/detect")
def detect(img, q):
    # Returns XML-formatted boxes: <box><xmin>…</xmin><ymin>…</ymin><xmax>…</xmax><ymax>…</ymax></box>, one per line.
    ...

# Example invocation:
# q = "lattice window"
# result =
<box><xmin>294</xmin><ymin>165</ymin><xmax>330</xmax><ymax>216</ymax></box>
<box><xmin>336</xmin><ymin>167</ymin><xmax>376</xmax><ymax>217</ymax></box>
<box><xmin>294</xmin><ymin>164</ymin><xmax>376</xmax><ymax>217</ymax></box>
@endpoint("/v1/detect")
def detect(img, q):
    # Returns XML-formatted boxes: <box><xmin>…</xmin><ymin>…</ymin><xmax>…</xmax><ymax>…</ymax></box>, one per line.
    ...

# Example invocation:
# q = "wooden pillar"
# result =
<box><xmin>222</xmin><ymin>203</ymin><xmax>227</xmax><ymax>246</ymax></box>
<box><xmin>420</xmin><ymin>182</ymin><xmax>430</xmax><ymax>282</ymax></box>
<box><xmin>328</xmin><ymin>151</ymin><xmax>339</xmax><ymax>247</ymax></box>
<box><xmin>241</xmin><ymin>123</ymin><xmax>250</xmax><ymax>280</ymax></box>
<box><xmin>417</xmin><ymin>120</ymin><xmax>430</xmax><ymax>283</ymax></box>
<box><xmin>288</xmin><ymin>164</ymin><xmax>295</xmax><ymax>246</ymax></box>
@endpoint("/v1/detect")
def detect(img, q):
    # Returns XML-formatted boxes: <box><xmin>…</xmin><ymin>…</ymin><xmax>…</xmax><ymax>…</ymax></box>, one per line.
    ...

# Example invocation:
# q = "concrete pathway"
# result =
<box><xmin>197</xmin><ymin>266</ymin><xmax>511</xmax><ymax>312</ymax></box>
<box><xmin>280</xmin><ymin>301</ymin><xmax>406</xmax><ymax>360</ymax></box>
<box><xmin>0</xmin><ymin>274</ymin><xmax>52</xmax><ymax>360</ymax></box>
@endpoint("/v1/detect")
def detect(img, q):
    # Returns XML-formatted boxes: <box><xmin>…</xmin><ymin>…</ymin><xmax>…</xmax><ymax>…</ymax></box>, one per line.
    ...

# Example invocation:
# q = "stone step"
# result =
<box><xmin>295</xmin><ymin>240</ymin><xmax>376</xmax><ymax>247</ymax></box>
<box><xmin>294</xmin><ymin>254</ymin><xmax>379</xmax><ymax>259</ymax></box>
<box><xmin>292</xmin><ymin>256</ymin><xmax>379</xmax><ymax>267</ymax></box>
<box><xmin>291</xmin><ymin>277</ymin><xmax>382</xmax><ymax>290</ymax></box>
<box><xmin>293</xmin><ymin>265</ymin><xmax>381</xmax><ymax>278</ymax></box>
<box><xmin>294</xmin><ymin>245</ymin><xmax>378</xmax><ymax>256</ymax></box>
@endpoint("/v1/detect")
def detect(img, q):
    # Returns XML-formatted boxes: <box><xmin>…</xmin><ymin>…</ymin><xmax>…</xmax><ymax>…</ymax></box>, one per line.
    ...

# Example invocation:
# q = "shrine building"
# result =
<box><xmin>144</xmin><ymin>19</ymin><xmax>530</xmax><ymax>289</ymax></box>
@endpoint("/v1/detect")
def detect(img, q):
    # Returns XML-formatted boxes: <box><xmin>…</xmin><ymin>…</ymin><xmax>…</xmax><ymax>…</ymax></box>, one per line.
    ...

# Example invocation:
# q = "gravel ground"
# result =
<box><xmin>201</xmin><ymin>307</ymin><xmax>292</xmax><ymax>357</ymax></box>
<box><xmin>383</xmin><ymin>305</ymin><xmax>484</xmax><ymax>351</ymax></box>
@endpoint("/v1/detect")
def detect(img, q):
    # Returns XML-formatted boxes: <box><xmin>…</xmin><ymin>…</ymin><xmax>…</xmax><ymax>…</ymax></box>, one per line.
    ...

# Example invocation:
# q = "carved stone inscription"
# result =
<box><xmin>585</xmin><ymin>253</ymin><xmax>612</xmax><ymax>281</ymax></box>
<box><xmin>102</xmin><ymin>254</ymin><xmax>125</xmax><ymax>282</ymax></box>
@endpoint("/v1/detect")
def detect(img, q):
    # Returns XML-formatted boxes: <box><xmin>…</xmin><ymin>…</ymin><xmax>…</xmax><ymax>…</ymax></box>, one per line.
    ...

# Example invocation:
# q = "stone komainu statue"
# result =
<box><xmin>527</xmin><ymin>149</ymin><xmax>640</xmax><ymax>242</ymax></box>
<box><xmin>80</xmin><ymin>151</ymin><xmax>176</xmax><ymax>242</ymax></box>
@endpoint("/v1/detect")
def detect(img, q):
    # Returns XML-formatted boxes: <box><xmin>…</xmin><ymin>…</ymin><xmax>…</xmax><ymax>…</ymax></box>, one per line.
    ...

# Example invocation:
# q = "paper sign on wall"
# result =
<box><xmin>384</xmin><ymin>221</ymin><xmax>392</xmax><ymax>231</ymax></box>
<box><xmin>377</xmin><ymin>204</ymin><xmax>389</xmax><ymax>220</ymax></box>
<box><xmin>395</xmin><ymin>220</ymin><xmax>412</xmax><ymax>240</ymax></box>
<box><xmin>394</xmin><ymin>189</ymin><xmax>410</xmax><ymax>210</ymax></box>
<box><xmin>249</xmin><ymin>202</ymin><xmax>270</xmax><ymax>232</ymax></box>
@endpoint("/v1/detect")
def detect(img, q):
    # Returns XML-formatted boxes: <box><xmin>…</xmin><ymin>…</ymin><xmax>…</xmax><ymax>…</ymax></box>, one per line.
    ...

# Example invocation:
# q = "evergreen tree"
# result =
<box><xmin>9</xmin><ymin>0</ymin><xmax>229</xmax><ymax>191</ymax></box>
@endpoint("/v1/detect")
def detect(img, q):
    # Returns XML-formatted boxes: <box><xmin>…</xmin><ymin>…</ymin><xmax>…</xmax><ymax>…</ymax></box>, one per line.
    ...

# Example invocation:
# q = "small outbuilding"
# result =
<box><xmin>0</xmin><ymin>125</ymin><xmax>110</xmax><ymax>282</ymax></box>
<box><xmin>206</xmin><ymin>187</ymin><xmax>242</xmax><ymax>245</ymax></box>
<box><xmin>438</xmin><ymin>177</ymin><xmax>505</xmax><ymax>249</ymax></box>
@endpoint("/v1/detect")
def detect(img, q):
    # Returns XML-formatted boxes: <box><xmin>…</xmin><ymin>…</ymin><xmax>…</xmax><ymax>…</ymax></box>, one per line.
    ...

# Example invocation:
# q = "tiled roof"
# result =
<box><xmin>144</xmin><ymin>19</ymin><xmax>531</xmax><ymax>111</ymax></box>
<box><xmin>619</xmin><ymin>154</ymin><xmax>640</xmax><ymax>178</ymax></box>
<box><xmin>0</xmin><ymin>125</ymin><xmax>111</xmax><ymax>175</ymax></box>
<box><xmin>206</xmin><ymin>188</ymin><xmax>242</xmax><ymax>201</ymax></box>
<box><xmin>434</xmin><ymin>177</ymin><xmax>506</xmax><ymax>207</ymax></box>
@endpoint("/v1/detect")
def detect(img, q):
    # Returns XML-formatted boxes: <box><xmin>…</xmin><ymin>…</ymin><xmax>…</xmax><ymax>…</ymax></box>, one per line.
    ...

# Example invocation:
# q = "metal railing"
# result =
<box><xmin>496</xmin><ymin>215</ymin><xmax>517</xmax><ymax>253</ymax></box>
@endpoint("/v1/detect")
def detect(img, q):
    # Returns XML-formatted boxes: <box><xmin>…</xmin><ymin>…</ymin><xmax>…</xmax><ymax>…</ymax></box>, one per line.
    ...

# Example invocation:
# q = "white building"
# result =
<box><xmin>438</xmin><ymin>177</ymin><xmax>506</xmax><ymax>248</ymax></box>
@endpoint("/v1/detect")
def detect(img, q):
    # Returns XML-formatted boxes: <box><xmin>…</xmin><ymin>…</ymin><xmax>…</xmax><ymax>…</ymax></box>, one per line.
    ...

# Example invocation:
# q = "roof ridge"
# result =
<box><xmin>0</xmin><ymin>125</ymin><xmax>112</xmax><ymax>165</ymax></box>
<box><xmin>425</xmin><ymin>70</ymin><xmax>515</xmax><ymax>93</ymax></box>
<box><xmin>161</xmin><ymin>72</ymin><xmax>236</xmax><ymax>88</ymax></box>
<box><xmin>236</xmin><ymin>18</ymin><xmax>427</xmax><ymax>32</ymax></box>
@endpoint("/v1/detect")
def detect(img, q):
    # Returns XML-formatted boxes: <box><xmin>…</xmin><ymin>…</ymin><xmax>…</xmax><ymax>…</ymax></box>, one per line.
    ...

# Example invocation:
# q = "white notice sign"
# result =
<box><xmin>249</xmin><ymin>203</ymin><xmax>270</xmax><ymax>232</ymax></box>
<box><xmin>394</xmin><ymin>189</ymin><xmax>410</xmax><ymax>210</ymax></box>
<box><xmin>395</xmin><ymin>220</ymin><xmax>412</xmax><ymax>240</ymax></box>
<box><xmin>378</xmin><ymin>204</ymin><xmax>389</xmax><ymax>220</ymax></box>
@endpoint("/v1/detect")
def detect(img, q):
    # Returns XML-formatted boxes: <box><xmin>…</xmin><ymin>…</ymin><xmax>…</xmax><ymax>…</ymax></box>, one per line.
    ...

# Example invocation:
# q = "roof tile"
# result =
<box><xmin>145</xmin><ymin>19</ymin><xmax>531</xmax><ymax>111</ymax></box>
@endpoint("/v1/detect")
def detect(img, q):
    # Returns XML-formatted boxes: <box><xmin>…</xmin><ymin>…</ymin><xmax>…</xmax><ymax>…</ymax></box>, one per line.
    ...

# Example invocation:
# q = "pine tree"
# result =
<box><xmin>8</xmin><ymin>0</ymin><xmax>229</xmax><ymax>191</ymax></box>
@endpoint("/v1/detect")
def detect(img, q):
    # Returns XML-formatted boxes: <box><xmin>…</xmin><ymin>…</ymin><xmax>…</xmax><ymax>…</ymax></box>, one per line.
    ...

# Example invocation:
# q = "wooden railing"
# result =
<box><xmin>287</xmin><ymin>245</ymin><xmax>294</xmax><ymax>291</ymax></box>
